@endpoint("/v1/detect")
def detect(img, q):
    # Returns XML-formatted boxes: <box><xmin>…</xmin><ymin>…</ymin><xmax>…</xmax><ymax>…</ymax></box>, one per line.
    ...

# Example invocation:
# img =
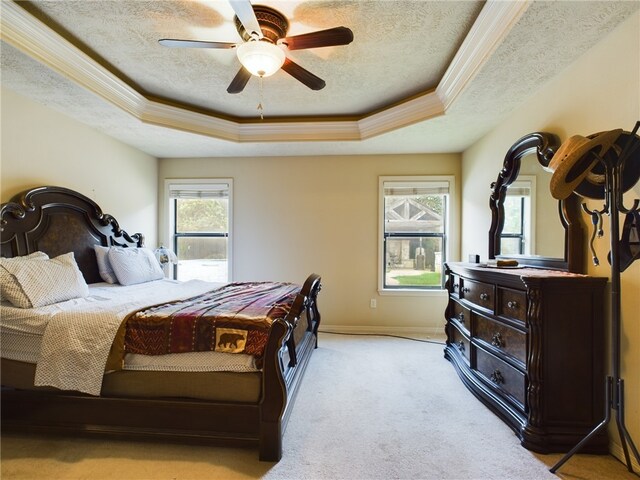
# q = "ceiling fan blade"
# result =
<box><xmin>159</xmin><ymin>39</ymin><xmax>236</xmax><ymax>49</ymax></box>
<box><xmin>281</xmin><ymin>58</ymin><xmax>326</xmax><ymax>90</ymax></box>
<box><xmin>281</xmin><ymin>27</ymin><xmax>353</xmax><ymax>51</ymax></box>
<box><xmin>229</xmin><ymin>0</ymin><xmax>263</xmax><ymax>39</ymax></box>
<box><xmin>227</xmin><ymin>67</ymin><xmax>252</xmax><ymax>94</ymax></box>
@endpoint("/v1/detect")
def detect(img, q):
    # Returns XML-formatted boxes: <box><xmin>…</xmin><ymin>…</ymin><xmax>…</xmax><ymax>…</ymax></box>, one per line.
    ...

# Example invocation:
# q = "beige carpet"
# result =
<box><xmin>1</xmin><ymin>333</ymin><xmax>637</xmax><ymax>480</ymax></box>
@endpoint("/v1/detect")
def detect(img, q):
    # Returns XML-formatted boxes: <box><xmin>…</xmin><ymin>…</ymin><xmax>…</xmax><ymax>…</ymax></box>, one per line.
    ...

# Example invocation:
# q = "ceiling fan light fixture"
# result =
<box><xmin>236</xmin><ymin>40</ymin><xmax>285</xmax><ymax>78</ymax></box>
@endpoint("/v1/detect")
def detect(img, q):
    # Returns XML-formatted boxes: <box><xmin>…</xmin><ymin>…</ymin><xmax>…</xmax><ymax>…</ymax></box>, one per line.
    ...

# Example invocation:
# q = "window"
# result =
<box><xmin>167</xmin><ymin>180</ymin><xmax>232</xmax><ymax>282</ymax></box>
<box><xmin>379</xmin><ymin>177</ymin><xmax>452</xmax><ymax>291</ymax></box>
<box><xmin>501</xmin><ymin>177</ymin><xmax>535</xmax><ymax>256</ymax></box>
<box><xmin>501</xmin><ymin>196</ymin><xmax>525</xmax><ymax>254</ymax></box>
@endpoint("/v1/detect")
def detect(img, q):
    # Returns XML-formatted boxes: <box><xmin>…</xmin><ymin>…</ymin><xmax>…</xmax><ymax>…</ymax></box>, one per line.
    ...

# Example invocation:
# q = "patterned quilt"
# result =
<box><xmin>109</xmin><ymin>282</ymin><xmax>299</xmax><ymax>369</ymax></box>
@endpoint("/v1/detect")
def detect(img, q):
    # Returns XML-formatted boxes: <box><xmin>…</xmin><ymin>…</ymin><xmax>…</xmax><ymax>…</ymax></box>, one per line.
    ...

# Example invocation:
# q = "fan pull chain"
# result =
<box><xmin>257</xmin><ymin>76</ymin><xmax>264</xmax><ymax>120</ymax></box>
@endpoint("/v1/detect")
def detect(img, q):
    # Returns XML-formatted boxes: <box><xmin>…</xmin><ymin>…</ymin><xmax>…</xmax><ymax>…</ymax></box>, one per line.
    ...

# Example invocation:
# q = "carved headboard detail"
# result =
<box><xmin>0</xmin><ymin>186</ymin><xmax>144</xmax><ymax>283</ymax></box>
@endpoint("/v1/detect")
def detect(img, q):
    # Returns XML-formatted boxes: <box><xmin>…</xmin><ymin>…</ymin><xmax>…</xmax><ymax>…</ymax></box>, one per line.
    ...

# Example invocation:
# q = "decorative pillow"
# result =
<box><xmin>0</xmin><ymin>252</ymin><xmax>49</xmax><ymax>308</ymax></box>
<box><xmin>0</xmin><ymin>252</ymin><xmax>89</xmax><ymax>308</ymax></box>
<box><xmin>108</xmin><ymin>247</ymin><xmax>164</xmax><ymax>286</ymax></box>
<box><xmin>94</xmin><ymin>245</ymin><xmax>118</xmax><ymax>284</ymax></box>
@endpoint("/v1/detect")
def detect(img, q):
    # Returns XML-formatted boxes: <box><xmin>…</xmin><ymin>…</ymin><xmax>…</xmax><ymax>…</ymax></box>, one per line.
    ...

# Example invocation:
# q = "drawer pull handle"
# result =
<box><xmin>480</xmin><ymin>293</ymin><xmax>490</xmax><ymax>301</ymax></box>
<box><xmin>457</xmin><ymin>312</ymin><xmax>465</xmax><ymax>323</ymax></box>
<box><xmin>507</xmin><ymin>300</ymin><xmax>518</xmax><ymax>309</ymax></box>
<box><xmin>462</xmin><ymin>287</ymin><xmax>470</xmax><ymax>293</ymax></box>
<box><xmin>457</xmin><ymin>341</ymin><xmax>465</xmax><ymax>352</ymax></box>
<box><xmin>491</xmin><ymin>332</ymin><xmax>503</xmax><ymax>348</ymax></box>
<box><xmin>453</xmin><ymin>283</ymin><xmax>459</xmax><ymax>291</ymax></box>
<box><xmin>490</xmin><ymin>370</ymin><xmax>504</xmax><ymax>385</ymax></box>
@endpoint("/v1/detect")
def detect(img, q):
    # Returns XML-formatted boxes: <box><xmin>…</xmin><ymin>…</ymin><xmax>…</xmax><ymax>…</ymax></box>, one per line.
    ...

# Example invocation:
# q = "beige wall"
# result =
<box><xmin>160</xmin><ymin>153</ymin><xmax>461</xmax><ymax>334</ymax></box>
<box><xmin>0</xmin><ymin>88</ymin><xmax>158</xmax><ymax>247</ymax></box>
<box><xmin>461</xmin><ymin>12</ymin><xmax>640</xmax><ymax>465</ymax></box>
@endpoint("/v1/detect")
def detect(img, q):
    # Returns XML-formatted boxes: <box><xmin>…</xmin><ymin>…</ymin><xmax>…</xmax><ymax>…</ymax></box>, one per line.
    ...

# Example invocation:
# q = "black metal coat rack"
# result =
<box><xmin>551</xmin><ymin>121</ymin><xmax>640</xmax><ymax>474</ymax></box>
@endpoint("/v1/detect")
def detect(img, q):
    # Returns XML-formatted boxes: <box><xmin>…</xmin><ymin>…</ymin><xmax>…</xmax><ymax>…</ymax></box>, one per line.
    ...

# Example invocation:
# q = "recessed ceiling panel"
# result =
<box><xmin>22</xmin><ymin>0</ymin><xmax>483</xmax><ymax>118</ymax></box>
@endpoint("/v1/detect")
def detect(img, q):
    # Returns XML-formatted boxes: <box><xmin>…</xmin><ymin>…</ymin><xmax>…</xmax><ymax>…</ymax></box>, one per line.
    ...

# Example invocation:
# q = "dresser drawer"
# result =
<box><xmin>450</xmin><ymin>322</ymin><xmax>471</xmax><ymax>364</ymax></box>
<box><xmin>476</xmin><ymin>348</ymin><xmax>526</xmax><ymax>407</ymax></box>
<box><xmin>475</xmin><ymin>313</ymin><xmax>526</xmax><ymax>365</ymax></box>
<box><xmin>461</xmin><ymin>279</ymin><xmax>495</xmax><ymax>312</ymax></box>
<box><xmin>498</xmin><ymin>288</ymin><xmax>527</xmax><ymax>323</ymax></box>
<box><xmin>449</xmin><ymin>300</ymin><xmax>470</xmax><ymax>333</ymax></box>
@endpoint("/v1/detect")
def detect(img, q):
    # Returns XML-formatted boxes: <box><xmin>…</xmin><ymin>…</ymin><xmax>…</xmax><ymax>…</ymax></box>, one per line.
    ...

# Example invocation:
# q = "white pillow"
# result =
<box><xmin>0</xmin><ymin>252</ymin><xmax>89</xmax><ymax>308</ymax></box>
<box><xmin>94</xmin><ymin>245</ymin><xmax>118</xmax><ymax>284</ymax></box>
<box><xmin>108</xmin><ymin>247</ymin><xmax>164</xmax><ymax>286</ymax></box>
<box><xmin>0</xmin><ymin>252</ymin><xmax>49</xmax><ymax>308</ymax></box>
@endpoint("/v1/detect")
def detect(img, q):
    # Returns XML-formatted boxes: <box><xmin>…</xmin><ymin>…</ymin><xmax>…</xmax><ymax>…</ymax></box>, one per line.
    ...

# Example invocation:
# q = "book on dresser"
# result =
<box><xmin>443</xmin><ymin>262</ymin><xmax>608</xmax><ymax>453</ymax></box>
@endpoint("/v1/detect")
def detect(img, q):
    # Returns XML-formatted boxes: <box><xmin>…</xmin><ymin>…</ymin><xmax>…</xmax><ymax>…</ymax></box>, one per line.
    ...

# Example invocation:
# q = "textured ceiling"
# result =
<box><xmin>1</xmin><ymin>0</ymin><xmax>639</xmax><ymax>158</ymax></box>
<box><xmin>23</xmin><ymin>0</ymin><xmax>482</xmax><ymax>118</ymax></box>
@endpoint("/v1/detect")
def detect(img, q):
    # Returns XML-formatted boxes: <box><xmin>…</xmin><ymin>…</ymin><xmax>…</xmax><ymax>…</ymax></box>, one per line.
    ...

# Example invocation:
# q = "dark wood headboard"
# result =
<box><xmin>0</xmin><ymin>186</ymin><xmax>144</xmax><ymax>284</ymax></box>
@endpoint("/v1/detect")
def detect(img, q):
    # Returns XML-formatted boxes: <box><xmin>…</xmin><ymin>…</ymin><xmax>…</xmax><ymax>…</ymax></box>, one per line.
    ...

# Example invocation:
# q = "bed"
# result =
<box><xmin>0</xmin><ymin>185</ymin><xmax>322</xmax><ymax>462</ymax></box>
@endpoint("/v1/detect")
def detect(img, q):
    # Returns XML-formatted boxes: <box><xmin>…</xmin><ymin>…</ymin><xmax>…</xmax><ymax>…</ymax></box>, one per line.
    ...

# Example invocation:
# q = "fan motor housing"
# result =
<box><xmin>235</xmin><ymin>5</ymin><xmax>289</xmax><ymax>43</ymax></box>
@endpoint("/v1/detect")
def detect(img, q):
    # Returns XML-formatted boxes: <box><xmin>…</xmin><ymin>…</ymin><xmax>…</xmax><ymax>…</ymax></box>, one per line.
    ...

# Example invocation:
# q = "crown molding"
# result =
<box><xmin>437</xmin><ymin>0</ymin><xmax>531</xmax><ymax>110</ymax></box>
<box><xmin>0</xmin><ymin>0</ymin><xmax>144</xmax><ymax>117</ymax></box>
<box><xmin>358</xmin><ymin>90</ymin><xmax>445</xmax><ymax>139</ymax></box>
<box><xmin>1</xmin><ymin>0</ymin><xmax>530</xmax><ymax>144</ymax></box>
<box><xmin>237</xmin><ymin>120</ymin><xmax>362</xmax><ymax>142</ymax></box>
<box><xmin>140</xmin><ymin>101</ymin><xmax>240</xmax><ymax>141</ymax></box>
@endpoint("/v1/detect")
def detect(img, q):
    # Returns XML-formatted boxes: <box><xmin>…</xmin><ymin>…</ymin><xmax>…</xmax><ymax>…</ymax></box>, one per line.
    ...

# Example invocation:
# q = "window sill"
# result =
<box><xmin>378</xmin><ymin>288</ymin><xmax>447</xmax><ymax>297</ymax></box>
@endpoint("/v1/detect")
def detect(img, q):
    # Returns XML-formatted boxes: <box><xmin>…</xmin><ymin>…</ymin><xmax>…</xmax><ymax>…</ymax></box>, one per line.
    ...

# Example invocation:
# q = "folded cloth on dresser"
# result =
<box><xmin>108</xmin><ymin>282</ymin><xmax>299</xmax><ymax>371</ymax></box>
<box><xmin>31</xmin><ymin>280</ymin><xmax>219</xmax><ymax>396</ymax></box>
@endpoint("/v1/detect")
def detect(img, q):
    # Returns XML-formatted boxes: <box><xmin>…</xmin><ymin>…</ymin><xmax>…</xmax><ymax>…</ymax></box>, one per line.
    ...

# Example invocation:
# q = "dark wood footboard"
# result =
<box><xmin>260</xmin><ymin>273</ymin><xmax>322</xmax><ymax>460</ymax></box>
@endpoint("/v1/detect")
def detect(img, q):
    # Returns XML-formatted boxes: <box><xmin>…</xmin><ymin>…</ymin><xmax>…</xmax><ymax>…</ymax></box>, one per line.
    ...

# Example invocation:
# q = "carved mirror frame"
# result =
<box><xmin>488</xmin><ymin>132</ymin><xmax>585</xmax><ymax>273</ymax></box>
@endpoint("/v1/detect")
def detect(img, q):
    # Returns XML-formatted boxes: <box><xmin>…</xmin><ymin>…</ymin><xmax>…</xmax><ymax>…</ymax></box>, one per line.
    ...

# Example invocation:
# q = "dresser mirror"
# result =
<box><xmin>488</xmin><ymin>132</ymin><xmax>585</xmax><ymax>272</ymax></box>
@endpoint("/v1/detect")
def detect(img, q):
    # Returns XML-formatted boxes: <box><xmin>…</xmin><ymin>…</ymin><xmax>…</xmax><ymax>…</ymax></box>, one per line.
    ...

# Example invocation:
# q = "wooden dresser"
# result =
<box><xmin>443</xmin><ymin>262</ymin><xmax>608</xmax><ymax>453</ymax></box>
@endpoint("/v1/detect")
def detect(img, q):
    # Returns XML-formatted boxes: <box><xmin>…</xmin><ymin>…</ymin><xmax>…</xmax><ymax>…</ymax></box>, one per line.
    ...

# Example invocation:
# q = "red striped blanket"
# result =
<box><xmin>107</xmin><ymin>282</ymin><xmax>299</xmax><ymax>368</ymax></box>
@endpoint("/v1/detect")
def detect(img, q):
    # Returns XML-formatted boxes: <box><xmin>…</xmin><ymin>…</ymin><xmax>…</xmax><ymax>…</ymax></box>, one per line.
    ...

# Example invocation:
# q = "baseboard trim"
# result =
<box><xmin>319</xmin><ymin>324</ymin><xmax>445</xmax><ymax>338</ymax></box>
<box><xmin>610</xmin><ymin>440</ymin><xmax>640</xmax><ymax>472</ymax></box>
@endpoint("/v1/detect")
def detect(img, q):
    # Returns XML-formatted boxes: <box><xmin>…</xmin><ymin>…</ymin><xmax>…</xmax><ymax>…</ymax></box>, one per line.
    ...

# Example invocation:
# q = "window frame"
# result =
<box><xmin>378</xmin><ymin>175</ymin><xmax>454</xmax><ymax>296</ymax></box>
<box><xmin>164</xmin><ymin>178</ymin><xmax>233</xmax><ymax>282</ymax></box>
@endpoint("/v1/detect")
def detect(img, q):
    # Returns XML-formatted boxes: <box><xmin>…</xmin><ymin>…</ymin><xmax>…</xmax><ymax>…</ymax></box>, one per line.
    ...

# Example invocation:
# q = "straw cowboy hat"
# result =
<box><xmin>549</xmin><ymin>129</ymin><xmax>622</xmax><ymax>200</ymax></box>
<box><xmin>572</xmin><ymin>130</ymin><xmax>640</xmax><ymax>199</ymax></box>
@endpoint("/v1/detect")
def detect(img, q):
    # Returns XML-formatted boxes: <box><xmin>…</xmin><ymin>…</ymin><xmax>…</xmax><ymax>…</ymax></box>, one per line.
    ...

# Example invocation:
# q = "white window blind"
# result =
<box><xmin>168</xmin><ymin>183</ymin><xmax>230</xmax><ymax>199</ymax></box>
<box><xmin>383</xmin><ymin>181</ymin><xmax>450</xmax><ymax>197</ymax></box>
<box><xmin>506</xmin><ymin>180</ymin><xmax>531</xmax><ymax>197</ymax></box>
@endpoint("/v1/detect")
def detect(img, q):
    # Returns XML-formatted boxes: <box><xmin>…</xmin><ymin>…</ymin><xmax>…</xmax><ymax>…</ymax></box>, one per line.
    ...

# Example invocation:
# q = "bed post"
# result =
<box><xmin>301</xmin><ymin>274</ymin><xmax>322</xmax><ymax>347</ymax></box>
<box><xmin>259</xmin><ymin>318</ymin><xmax>290</xmax><ymax>461</ymax></box>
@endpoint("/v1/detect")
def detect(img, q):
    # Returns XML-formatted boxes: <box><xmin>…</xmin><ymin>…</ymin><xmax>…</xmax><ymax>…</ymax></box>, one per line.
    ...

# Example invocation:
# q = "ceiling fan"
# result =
<box><xmin>159</xmin><ymin>0</ymin><xmax>354</xmax><ymax>94</ymax></box>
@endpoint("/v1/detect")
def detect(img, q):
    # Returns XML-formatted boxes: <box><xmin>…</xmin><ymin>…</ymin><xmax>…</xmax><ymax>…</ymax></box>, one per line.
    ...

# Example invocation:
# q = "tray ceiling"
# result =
<box><xmin>1</xmin><ymin>1</ymin><xmax>638</xmax><ymax>157</ymax></box>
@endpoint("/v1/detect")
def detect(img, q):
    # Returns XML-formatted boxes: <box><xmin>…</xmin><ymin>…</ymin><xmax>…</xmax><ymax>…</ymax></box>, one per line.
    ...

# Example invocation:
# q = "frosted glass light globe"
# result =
<box><xmin>236</xmin><ymin>41</ymin><xmax>285</xmax><ymax>77</ymax></box>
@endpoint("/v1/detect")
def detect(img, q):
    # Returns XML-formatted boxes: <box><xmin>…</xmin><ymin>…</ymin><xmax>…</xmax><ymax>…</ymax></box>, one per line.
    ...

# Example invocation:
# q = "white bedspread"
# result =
<box><xmin>3</xmin><ymin>279</ymin><xmax>222</xmax><ymax>396</ymax></box>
